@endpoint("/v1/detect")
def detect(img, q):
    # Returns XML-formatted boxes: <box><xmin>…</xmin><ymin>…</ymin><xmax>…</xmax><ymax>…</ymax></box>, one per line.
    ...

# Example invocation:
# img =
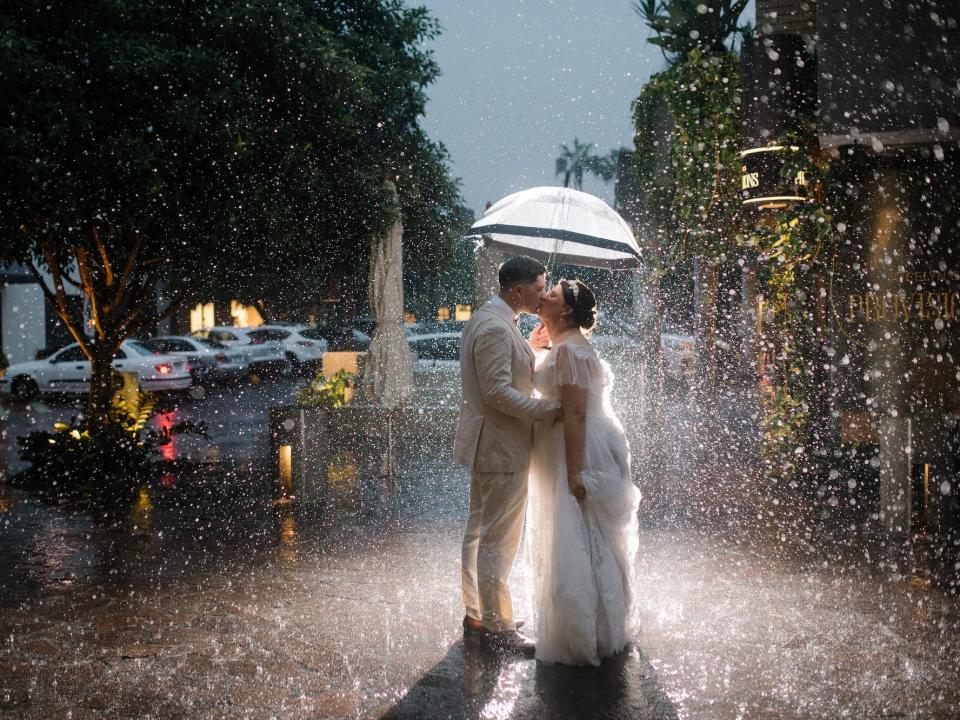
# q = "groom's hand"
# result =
<box><xmin>529</xmin><ymin>323</ymin><xmax>551</xmax><ymax>351</ymax></box>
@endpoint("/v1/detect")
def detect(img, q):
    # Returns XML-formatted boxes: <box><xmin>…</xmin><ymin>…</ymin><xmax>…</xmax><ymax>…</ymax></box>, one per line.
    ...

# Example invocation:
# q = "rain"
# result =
<box><xmin>0</xmin><ymin>1</ymin><xmax>958</xmax><ymax>718</ymax></box>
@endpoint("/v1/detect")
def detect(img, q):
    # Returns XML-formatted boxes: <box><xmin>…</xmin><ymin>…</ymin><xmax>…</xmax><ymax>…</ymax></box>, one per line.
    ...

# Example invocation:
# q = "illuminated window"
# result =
<box><xmin>230</xmin><ymin>300</ymin><xmax>264</xmax><ymax>328</ymax></box>
<box><xmin>190</xmin><ymin>302</ymin><xmax>215</xmax><ymax>332</ymax></box>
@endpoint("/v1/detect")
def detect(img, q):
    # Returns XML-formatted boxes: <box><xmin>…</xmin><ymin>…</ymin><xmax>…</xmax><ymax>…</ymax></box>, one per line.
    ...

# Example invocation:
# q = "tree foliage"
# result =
<box><xmin>0</xmin><ymin>0</ymin><xmax>466</xmax><ymax>426</ymax></box>
<box><xmin>633</xmin><ymin>0</ymin><xmax>751</xmax><ymax>61</ymax></box>
<box><xmin>631</xmin><ymin>49</ymin><xmax>742</xmax><ymax>268</ymax></box>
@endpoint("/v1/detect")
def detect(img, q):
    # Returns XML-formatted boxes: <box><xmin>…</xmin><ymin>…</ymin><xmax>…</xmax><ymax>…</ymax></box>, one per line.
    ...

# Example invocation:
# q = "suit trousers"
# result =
<box><xmin>461</xmin><ymin>469</ymin><xmax>528</xmax><ymax>632</ymax></box>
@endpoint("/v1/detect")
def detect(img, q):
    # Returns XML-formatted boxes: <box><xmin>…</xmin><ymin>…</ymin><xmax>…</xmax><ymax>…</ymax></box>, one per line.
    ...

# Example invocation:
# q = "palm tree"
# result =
<box><xmin>554</xmin><ymin>139</ymin><xmax>615</xmax><ymax>191</ymax></box>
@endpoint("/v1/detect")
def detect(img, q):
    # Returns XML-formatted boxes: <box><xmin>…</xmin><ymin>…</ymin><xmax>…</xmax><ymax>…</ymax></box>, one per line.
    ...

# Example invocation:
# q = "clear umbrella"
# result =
<box><xmin>364</xmin><ymin>179</ymin><xmax>413</xmax><ymax>409</ymax></box>
<box><xmin>466</xmin><ymin>186</ymin><xmax>642</xmax><ymax>272</ymax></box>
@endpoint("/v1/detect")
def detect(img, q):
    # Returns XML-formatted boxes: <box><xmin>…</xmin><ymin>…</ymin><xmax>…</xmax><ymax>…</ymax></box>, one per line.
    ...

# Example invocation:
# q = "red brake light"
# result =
<box><xmin>155</xmin><ymin>363</ymin><xmax>172</xmax><ymax>375</ymax></box>
<box><xmin>215</xmin><ymin>353</ymin><xmax>228</xmax><ymax>363</ymax></box>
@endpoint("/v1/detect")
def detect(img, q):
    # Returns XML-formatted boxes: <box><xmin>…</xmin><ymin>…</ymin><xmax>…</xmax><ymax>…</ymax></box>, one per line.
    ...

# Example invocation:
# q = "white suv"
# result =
<box><xmin>244</xmin><ymin>325</ymin><xmax>329</xmax><ymax>374</ymax></box>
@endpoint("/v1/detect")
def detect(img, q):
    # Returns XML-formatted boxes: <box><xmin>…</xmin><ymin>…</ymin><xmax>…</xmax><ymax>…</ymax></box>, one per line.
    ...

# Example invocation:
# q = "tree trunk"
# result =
<box><xmin>87</xmin><ymin>345</ymin><xmax>117</xmax><ymax>430</ymax></box>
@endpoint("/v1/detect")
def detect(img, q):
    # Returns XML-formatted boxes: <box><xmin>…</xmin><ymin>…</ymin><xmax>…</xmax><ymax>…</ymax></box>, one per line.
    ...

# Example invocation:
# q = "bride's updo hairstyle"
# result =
<box><xmin>559</xmin><ymin>279</ymin><xmax>597</xmax><ymax>332</ymax></box>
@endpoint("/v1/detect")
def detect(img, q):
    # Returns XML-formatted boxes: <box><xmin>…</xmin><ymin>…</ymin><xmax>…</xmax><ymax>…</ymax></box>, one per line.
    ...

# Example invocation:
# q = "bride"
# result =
<box><xmin>526</xmin><ymin>278</ymin><xmax>642</xmax><ymax>666</ymax></box>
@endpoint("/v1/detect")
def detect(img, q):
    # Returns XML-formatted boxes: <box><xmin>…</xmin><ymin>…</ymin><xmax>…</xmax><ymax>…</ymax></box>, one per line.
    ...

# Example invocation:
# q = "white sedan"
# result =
<box><xmin>0</xmin><ymin>340</ymin><xmax>191</xmax><ymax>400</ymax></box>
<box><xmin>141</xmin><ymin>336</ymin><xmax>249</xmax><ymax>384</ymax></box>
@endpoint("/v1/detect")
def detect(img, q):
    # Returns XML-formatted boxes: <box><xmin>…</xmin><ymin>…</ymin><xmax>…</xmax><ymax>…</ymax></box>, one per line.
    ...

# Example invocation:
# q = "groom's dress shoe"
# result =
<box><xmin>485</xmin><ymin>630</ymin><xmax>536</xmax><ymax>659</ymax></box>
<box><xmin>463</xmin><ymin>616</ymin><xmax>525</xmax><ymax>636</ymax></box>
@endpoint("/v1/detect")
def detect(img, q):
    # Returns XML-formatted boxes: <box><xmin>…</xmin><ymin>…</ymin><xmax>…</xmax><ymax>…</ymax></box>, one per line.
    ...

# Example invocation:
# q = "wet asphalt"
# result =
<box><xmin>0</xmin><ymin>371</ymin><xmax>958</xmax><ymax>718</ymax></box>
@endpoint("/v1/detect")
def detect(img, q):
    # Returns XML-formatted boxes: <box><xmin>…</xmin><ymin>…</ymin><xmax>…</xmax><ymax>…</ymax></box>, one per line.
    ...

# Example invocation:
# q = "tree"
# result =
<box><xmin>0</xmin><ymin>0</ymin><xmax>465</xmax><ymax>429</ymax></box>
<box><xmin>630</xmin><ymin>1</ymin><xmax>746</xmax><ymax>513</ymax></box>
<box><xmin>554</xmin><ymin>139</ymin><xmax>616</xmax><ymax>191</ymax></box>
<box><xmin>633</xmin><ymin>0</ymin><xmax>751</xmax><ymax>61</ymax></box>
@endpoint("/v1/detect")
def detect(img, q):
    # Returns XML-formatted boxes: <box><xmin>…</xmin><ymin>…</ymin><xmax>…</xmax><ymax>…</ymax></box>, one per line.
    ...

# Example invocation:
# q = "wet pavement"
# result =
<box><xmin>0</xmin><ymin>372</ymin><xmax>959</xmax><ymax>718</ymax></box>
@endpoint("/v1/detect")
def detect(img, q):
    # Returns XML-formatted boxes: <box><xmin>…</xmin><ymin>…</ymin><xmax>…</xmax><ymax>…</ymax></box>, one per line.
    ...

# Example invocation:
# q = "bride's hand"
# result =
<box><xmin>567</xmin><ymin>472</ymin><xmax>586</xmax><ymax>504</ymax></box>
<box><xmin>529</xmin><ymin>323</ymin><xmax>551</xmax><ymax>351</ymax></box>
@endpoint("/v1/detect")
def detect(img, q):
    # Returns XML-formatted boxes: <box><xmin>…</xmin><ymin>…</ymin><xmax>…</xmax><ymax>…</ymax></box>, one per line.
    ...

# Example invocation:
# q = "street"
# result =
<box><xmin>1</xmin><ymin>370</ymin><xmax>958</xmax><ymax>719</ymax></box>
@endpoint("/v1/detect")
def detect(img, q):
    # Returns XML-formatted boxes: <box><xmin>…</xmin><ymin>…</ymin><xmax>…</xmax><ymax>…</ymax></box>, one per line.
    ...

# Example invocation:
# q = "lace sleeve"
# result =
<box><xmin>553</xmin><ymin>342</ymin><xmax>601</xmax><ymax>389</ymax></box>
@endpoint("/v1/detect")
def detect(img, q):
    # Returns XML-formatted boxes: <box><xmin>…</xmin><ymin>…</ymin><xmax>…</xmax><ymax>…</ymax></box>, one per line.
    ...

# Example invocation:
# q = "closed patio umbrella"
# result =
<box><xmin>364</xmin><ymin>179</ymin><xmax>412</xmax><ymax>409</ymax></box>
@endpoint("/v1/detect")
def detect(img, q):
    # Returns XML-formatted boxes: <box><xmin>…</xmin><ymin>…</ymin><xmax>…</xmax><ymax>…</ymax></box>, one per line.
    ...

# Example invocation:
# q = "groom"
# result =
<box><xmin>454</xmin><ymin>255</ymin><xmax>560</xmax><ymax>657</ymax></box>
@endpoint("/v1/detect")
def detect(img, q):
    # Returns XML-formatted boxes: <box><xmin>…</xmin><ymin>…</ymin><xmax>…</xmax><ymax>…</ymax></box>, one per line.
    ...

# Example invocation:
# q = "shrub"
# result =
<box><xmin>11</xmin><ymin>384</ymin><xmax>206</xmax><ymax>511</ymax></box>
<box><xmin>297</xmin><ymin>369</ymin><xmax>354</xmax><ymax>409</ymax></box>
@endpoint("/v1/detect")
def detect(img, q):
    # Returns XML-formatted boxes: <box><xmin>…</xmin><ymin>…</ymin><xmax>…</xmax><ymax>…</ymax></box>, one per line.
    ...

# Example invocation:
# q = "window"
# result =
<box><xmin>164</xmin><ymin>339</ymin><xmax>196</xmax><ymax>352</ymax></box>
<box><xmin>300</xmin><ymin>328</ymin><xmax>328</xmax><ymax>341</ymax></box>
<box><xmin>52</xmin><ymin>345</ymin><xmax>87</xmax><ymax>363</ymax></box>
<box><xmin>126</xmin><ymin>341</ymin><xmax>156</xmax><ymax>356</ymax></box>
<box><xmin>211</xmin><ymin>330</ymin><xmax>240</xmax><ymax>342</ymax></box>
<box><xmin>247</xmin><ymin>328</ymin><xmax>289</xmax><ymax>341</ymax></box>
<box><xmin>143</xmin><ymin>340</ymin><xmax>169</xmax><ymax>353</ymax></box>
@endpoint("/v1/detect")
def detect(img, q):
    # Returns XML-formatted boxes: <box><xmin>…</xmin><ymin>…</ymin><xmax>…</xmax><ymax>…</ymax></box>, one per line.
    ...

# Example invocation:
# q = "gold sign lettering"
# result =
<box><xmin>741</xmin><ymin>171</ymin><xmax>759</xmax><ymax>190</ymax></box>
<box><xmin>847</xmin><ymin>291</ymin><xmax>960</xmax><ymax>324</ymax></box>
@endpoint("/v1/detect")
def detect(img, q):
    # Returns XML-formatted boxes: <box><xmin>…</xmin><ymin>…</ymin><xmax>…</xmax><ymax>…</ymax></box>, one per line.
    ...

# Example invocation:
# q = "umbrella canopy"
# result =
<box><xmin>467</xmin><ymin>186</ymin><xmax>642</xmax><ymax>270</ymax></box>
<box><xmin>364</xmin><ymin>180</ymin><xmax>413</xmax><ymax>409</ymax></box>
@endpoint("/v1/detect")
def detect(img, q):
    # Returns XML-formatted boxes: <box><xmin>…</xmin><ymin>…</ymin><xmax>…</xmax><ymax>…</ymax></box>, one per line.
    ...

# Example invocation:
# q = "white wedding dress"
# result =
<box><xmin>526</xmin><ymin>336</ymin><xmax>642</xmax><ymax>666</ymax></box>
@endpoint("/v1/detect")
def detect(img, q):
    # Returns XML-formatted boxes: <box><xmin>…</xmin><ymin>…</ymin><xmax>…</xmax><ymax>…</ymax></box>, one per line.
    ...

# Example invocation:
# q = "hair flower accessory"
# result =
<box><xmin>567</xmin><ymin>281</ymin><xmax>580</xmax><ymax>300</ymax></box>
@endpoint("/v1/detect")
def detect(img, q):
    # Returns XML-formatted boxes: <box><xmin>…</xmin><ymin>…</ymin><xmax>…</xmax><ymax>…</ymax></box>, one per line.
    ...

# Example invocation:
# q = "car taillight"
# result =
<box><xmin>155</xmin><ymin>363</ymin><xmax>172</xmax><ymax>375</ymax></box>
<box><xmin>295</xmin><ymin>341</ymin><xmax>314</xmax><ymax>347</ymax></box>
<box><xmin>215</xmin><ymin>353</ymin><xmax>229</xmax><ymax>363</ymax></box>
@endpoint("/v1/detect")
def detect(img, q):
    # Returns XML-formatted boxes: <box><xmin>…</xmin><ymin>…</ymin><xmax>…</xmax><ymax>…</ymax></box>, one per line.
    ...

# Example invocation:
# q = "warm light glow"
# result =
<box><xmin>327</xmin><ymin>452</ymin><xmax>359</xmax><ymax>492</ymax></box>
<box><xmin>278</xmin><ymin>444</ymin><xmax>293</xmax><ymax>496</ymax></box>
<box><xmin>129</xmin><ymin>485</ymin><xmax>154</xmax><ymax>534</ymax></box>
<box><xmin>437</xmin><ymin>306</ymin><xmax>450</xmax><ymax>321</ymax></box>
<box><xmin>455</xmin><ymin>304</ymin><xmax>472</xmax><ymax>321</ymax></box>
<box><xmin>404</xmin><ymin>311</ymin><xmax>416</xmax><ymax>324</ymax></box>
<box><xmin>190</xmin><ymin>302</ymin><xmax>215</xmax><ymax>332</ymax></box>
<box><xmin>230</xmin><ymin>300</ymin><xmax>264</xmax><ymax>328</ymax></box>
<box><xmin>156</xmin><ymin>411</ymin><xmax>177</xmax><ymax>461</ymax></box>
<box><xmin>322</xmin><ymin>351</ymin><xmax>362</xmax><ymax>377</ymax></box>
<box><xmin>155</xmin><ymin>363</ymin><xmax>172</xmax><ymax>375</ymax></box>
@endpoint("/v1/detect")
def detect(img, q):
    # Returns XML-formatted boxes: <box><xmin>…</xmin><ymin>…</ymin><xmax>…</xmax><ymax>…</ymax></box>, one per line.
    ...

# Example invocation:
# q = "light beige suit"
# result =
<box><xmin>455</xmin><ymin>296</ymin><xmax>557</xmax><ymax>632</ymax></box>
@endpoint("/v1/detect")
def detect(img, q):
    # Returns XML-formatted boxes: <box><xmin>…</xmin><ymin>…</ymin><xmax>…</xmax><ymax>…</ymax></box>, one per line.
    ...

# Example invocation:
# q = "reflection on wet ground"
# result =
<box><xmin>1</xmin><ymin>435</ymin><xmax>959</xmax><ymax>718</ymax></box>
<box><xmin>0</xmin><ymin>374</ymin><xmax>959</xmax><ymax>718</ymax></box>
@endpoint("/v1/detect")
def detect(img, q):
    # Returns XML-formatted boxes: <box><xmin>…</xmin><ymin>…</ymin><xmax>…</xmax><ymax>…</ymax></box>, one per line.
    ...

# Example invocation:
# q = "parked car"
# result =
<box><xmin>191</xmin><ymin>326</ymin><xmax>289</xmax><ymax>376</ymax></box>
<box><xmin>244</xmin><ymin>325</ymin><xmax>328</xmax><ymax>374</ymax></box>
<box><xmin>0</xmin><ymin>340</ymin><xmax>191</xmax><ymax>400</ymax></box>
<box><xmin>141</xmin><ymin>336</ymin><xmax>249</xmax><ymax>384</ymax></box>
<box><xmin>306</xmin><ymin>324</ymin><xmax>371</xmax><ymax>352</ymax></box>
<box><xmin>407</xmin><ymin>332</ymin><xmax>461</xmax><ymax>371</ymax></box>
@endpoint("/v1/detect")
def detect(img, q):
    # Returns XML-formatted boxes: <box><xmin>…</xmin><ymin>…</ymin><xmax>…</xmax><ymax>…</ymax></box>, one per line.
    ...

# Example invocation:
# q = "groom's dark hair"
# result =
<box><xmin>498</xmin><ymin>255</ymin><xmax>547</xmax><ymax>291</ymax></box>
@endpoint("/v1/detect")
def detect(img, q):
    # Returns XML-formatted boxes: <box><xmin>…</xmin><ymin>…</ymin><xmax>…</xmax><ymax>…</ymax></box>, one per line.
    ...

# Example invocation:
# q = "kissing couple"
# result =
<box><xmin>454</xmin><ymin>255</ymin><xmax>641</xmax><ymax>666</ymax></box>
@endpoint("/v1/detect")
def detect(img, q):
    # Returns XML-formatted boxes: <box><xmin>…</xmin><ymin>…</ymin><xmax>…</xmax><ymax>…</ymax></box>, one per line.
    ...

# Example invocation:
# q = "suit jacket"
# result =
<box><xmin>454</xmin><ymin>297</ymin><xmax>556</xmax><ymax>472</ymax></box>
